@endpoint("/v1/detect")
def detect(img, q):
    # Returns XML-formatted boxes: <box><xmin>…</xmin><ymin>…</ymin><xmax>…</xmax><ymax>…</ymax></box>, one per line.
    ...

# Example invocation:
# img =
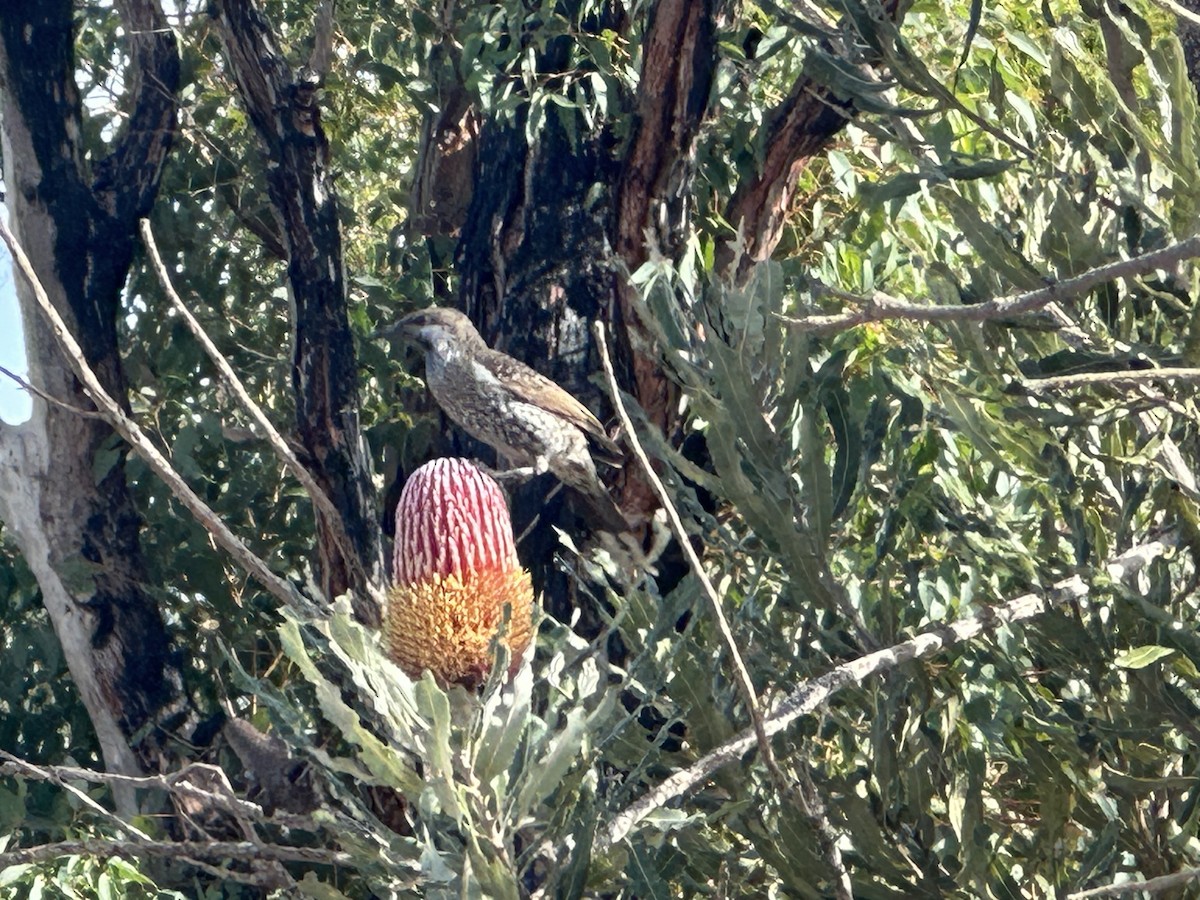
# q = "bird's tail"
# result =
<box><xmin>559</xmin><ymin>459</ymin><xmax>630</xmax><ymax>532</ymax></box>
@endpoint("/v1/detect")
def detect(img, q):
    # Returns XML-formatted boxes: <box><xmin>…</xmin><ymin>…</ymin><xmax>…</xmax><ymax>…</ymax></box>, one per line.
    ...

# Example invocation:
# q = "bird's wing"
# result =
<box><xmin>479</xmin><ymin>348</ymin><xmax>621</xmax><ymax>454</ymax></box>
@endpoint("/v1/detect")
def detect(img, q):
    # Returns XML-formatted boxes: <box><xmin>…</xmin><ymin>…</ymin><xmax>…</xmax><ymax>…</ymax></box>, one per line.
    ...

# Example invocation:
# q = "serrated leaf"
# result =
<box><xmin>516</xmin><ymin>707</ymin><xmax>588</xmax><ymax>816</ymax></box>
<box><xmin>277</xmin><ymin>619</ymin><xmax>422</xmax><ymax>793</ymax></box>
<box><xmin>414</xmin><ymin>675</ymin><xmax>462</xmax><ymax>820</ymax></box>
<box><xmin>474</xmin><ymin>660</ymin><xmax>532</xmax><ymax>787</ymax></box>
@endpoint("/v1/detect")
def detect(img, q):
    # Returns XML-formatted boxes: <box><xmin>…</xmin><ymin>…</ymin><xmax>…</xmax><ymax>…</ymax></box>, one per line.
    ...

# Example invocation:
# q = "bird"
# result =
<box><xmin>383</xmin><ymin>307</ymin><xmax>628</xmax><ymax>530</ymax></box>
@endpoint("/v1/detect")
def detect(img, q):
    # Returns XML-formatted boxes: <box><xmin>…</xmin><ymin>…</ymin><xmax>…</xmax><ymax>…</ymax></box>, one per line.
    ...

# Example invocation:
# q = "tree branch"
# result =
<box><xmin>0</xmin><ymin>751</ymin><xmax>152</xmax><ymax>841</ymax></box>
<box><xmin>598</xmin><ymin>538</ymin><xmax>1170</xmax><ymax>851</ymax></box>
<box><xmin>211</xmin><ymin>0</ymin><xmax>385</xmax><ymax>624</ymax></box>
<box><xmin>780</xmin><ymin>235</ymin><xmax>1200</xmax><ymax>335</ymax></box>
<box><xmin>1068</xmin><ymin>867</ymin><xmax>1200</xmax><ymax>898</ymax></box>
<box><xmin>615</xmin><ymin>0</ymin><xmax>717</xmax><ymax>270</ymax></box>
<box><xmin>0</xmin><ymin>365</ymin><xmax>105</xmax><ymax>419</ymax></box>
<box><xmin>99</xmin><ymin>0</ymin><xmax>180</xmax><ymax>225</ymax></box>
<box><xmin>138</xmin><ymin>220</ymin><xmax>387</xmax><ymax>617</ymax></box>
<box><xmin>0</xmin><ymin>213</ymin><xmax>309</xmax><ymax>614</ymax></box>
<box><xmin>720</xmin><ymin>0</ymin><xmax>907</xmax><ymax>276</ymax></box>
<box><xmin>0</xmin><ymin>838</ymin><xmax>351</xmax><ymax>877</ymax></box>
<box><xmin>611</xmin><ymin>0</ymin><xmax>719</xmax><ymax>519</ymax></box>
<box><xmin>1023</xmin><ymin>367</ymin><xmax>1200</xmax><ymax>390</ymax></box>
<box><xmin>0</xmin><ymin>751</ymin><xmax>320</xmax><ymax>831</ymax></box>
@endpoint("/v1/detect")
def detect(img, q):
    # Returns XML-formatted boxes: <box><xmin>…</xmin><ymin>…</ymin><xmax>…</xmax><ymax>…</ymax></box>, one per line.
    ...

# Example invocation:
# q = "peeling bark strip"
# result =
<box><xmin>0</xmin><ymin>0</ymin><xmax>181</xmax><ymax>791</ymax></box>
<box><xmin>211</xmin><ymin>0</ymin><xmax>385</xmax><ymax>626</ymax></box>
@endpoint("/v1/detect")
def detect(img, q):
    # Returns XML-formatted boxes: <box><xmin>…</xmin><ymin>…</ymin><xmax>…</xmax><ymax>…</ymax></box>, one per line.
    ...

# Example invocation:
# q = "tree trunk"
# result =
<box><xmin>0</xmin><ymin>0</ymin><xmax>181</xmax><ymax>812</ymax></box>
<box><xmin>451</xmin><ymin>5</ymin><xmax>627</xmax><ymax>618</ymax></box>
<box><xmin>413</xmin><ymin>0</ymin><xmax>911</xmax><ymax>611</ymax></box>
<box><xmin>211</xmin><ymin>0</ymin><xmax>386</xmax><ymax>626</ymax></box>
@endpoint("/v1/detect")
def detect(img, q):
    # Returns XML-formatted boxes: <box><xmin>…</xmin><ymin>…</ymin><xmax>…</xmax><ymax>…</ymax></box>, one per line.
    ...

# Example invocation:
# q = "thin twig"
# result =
<box><xmin>1023</xmin><ymin>367</ymin><xmax>1200</xmax><ymax>391</ymax></box>
<box><xmin>0</xmin><ymin>214</ymin><xmax>307</xmax><ymax>612</ymax></box>
<box><xmin>595</xmin><ymin>322</ymin><xmax>855</xmax><ymax>895</ymax></box>
<box><xmin>598</xmin><ymin>539</ymin><xmax>1169</xmax><ymax>851</ymax></box>
<box><xmin>781</xmin><ymin>236</ymin><xmax>1200</xmax><ymax>335</ymax></box>
<box><xmin>138</xmin><ymin>220</ymin><xmax>385</xmax><ymax>614</ymax></box>
<box><xmin>594</xmin><ymin>322</ymin><xmax>770</xmax><ymax>751</ymax></box>
<box><xmin>0</xmin><ymin>755</ymin><xmax>318</xmax><ymax>831</ymax></box>
<box><xmin>0</xmin><ymin>365</ymin><xmax>105</xmax><ymax>419</ymax></box>
<box><xmin>0</xmin><ymin>751</ymin><xmax>152</xmax><ymax>841</ymax></box>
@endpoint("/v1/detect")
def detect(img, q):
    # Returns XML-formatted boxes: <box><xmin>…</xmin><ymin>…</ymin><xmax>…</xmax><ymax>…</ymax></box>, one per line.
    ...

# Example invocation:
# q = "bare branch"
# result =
<box><xmin>596</xmin><ymin>321</ymin><xmax>852</xmax><ymax>894</ymax></box>
<box><xmin>0</xmin><ymin>753</ymin><xmax>320</xmax><ymax>831</ymax></box>
<box><xmin>1023</xmin><ymin>367</ymin><xmax>1200</xmax><ymax>391</ymax></box>
<box><xmin>0</xmin><ymin>212</ymin><xmax>308</xmax><ymax>613</ymax></box>
<box><xmin>0</xmin><ymin>365</ymin><xmax>105</xmax><ymax>419</ymax></box>
<box><xmin>0</xmin><ymin>751</ymin><xmax>152</xmax><ymax>841</ymax></box>
<box><xmin>599</xmin><ymin>539</ymin><xmax>1170</xmax><ymax>851</ymax></box>
<box><xmin>596</xmin><ymin>322</ymin><xmax>770</xmax><ymax>754</ymax></box>
<box><xmin>138</xmin><ymin>220</ymin><xmax>386</xmax><ymax>615</ymax></box>
<box><xmin>0</xmin><ymin>838</ymin><xmax>352</xmax><ymax>874</ymax></box>
<box><xmin>781</xmin><ymin>236</ymin><xmax>1200</xmax><ymax>335</ymax></box>
<box><xmin>211</xmin><ymin>0</ymin><xmax>386</xmax><ymax>623</ymax></box>
<box><xmin>1068</xmin><ymin>867</ymin><xmax>1200</xmax><ymax>898</ymax></box>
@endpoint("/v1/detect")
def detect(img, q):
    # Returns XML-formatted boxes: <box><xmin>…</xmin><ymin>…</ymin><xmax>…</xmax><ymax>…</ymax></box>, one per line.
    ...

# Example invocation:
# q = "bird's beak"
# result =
<box><xmin>369</xmin><ymin>313</ymin><xmax>424</xmax><ymax>343</ymax></box>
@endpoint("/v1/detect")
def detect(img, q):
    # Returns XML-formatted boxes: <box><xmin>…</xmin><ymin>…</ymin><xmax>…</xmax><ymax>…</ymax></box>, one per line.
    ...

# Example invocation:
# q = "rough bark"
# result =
<box><xmin>434</xmin><ymin>0</ymin><xmax>910</xmax><ymax>601</ymax></box>
<box><xmin>452</xmin><ymin>4</ymin><xmax>628</xmax><ymax>619</ymax></box>
<box><xmin>211</xmin><ymin>0</ymin><xmax>385</xmax><ymax>626</ymax></box>
<box><xmin>614</xmin><ymin>0</ymin><xmax>720</xmax><ymax>519</ymax></box>
<box><xmin>616</xmin><ymin>0</ymin><xmax>719</xmax><ymax>269</ymax></box>
<box><xmin>0</xmin><ymin>0</ymin><xmax>181</xmax><ymax>805</ymax></box>
<box><xmin>409</xmin><ymin>0</ymin><xmax>480</xmax><ymax>242</ymax></box>
<box><xmin>721</xmin><ymin>82</ymin><xmax>854</xmax><ymax>271</ymax></box>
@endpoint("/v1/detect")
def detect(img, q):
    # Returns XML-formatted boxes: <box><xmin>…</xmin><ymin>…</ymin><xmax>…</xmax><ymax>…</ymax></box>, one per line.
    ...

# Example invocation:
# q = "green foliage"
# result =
<box><xmin>0</xmin><ymin>846</ymin><xmax>187</xmax><ymax>900</ymax></box>
<box><xmin>5</xmin><ymin>0</ymin><xmax>1200</xmax><ymax>896</ymax></box>
<box><xmin>222</xmin><ymin>602</ymin><xmax>624</xmax><ymax>896</ymax></box>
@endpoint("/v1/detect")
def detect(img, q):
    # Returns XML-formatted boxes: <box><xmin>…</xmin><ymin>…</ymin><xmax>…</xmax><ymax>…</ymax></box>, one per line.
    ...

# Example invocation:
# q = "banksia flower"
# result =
<box><xmin>386</xmin><ymin>458</ymin><xmax>534</xmax><ymax>686</ymax></box>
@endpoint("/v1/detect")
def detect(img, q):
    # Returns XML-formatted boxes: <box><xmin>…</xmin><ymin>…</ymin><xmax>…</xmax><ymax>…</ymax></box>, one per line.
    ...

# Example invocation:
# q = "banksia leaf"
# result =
<box><xmin>386</xmin><ymin>458</ymin><xmax>534</xmax><ymax>686</ymax></box>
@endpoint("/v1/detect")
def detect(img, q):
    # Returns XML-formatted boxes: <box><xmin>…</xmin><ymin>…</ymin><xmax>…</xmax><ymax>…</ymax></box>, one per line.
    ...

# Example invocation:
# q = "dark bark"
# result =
<box><xmin>434</xmin><ymin>0</ymin><xmax>911</xmax><ymax>612</ymax></box>
<box><xmin>455</xmin><ymin>112</ymin><xmax>623</xmax><ymax>620</ymax></box>
<box><xmin>453</xmin><ymin>4</ymin><xmax>628</xmax><ymax>620</ymax></box>
<box><xmin>458</xmin><ymin>0</ymin><xmax>724</xmax><ymax>528</ymax></box>
<box><xmin>0</xmin><ymin>0</ymin><xmax>182</xmax><ymax>775</ymax></box>
<box><xmin>211</xmin><ymin>0</ymin><xmax>385</xmax><ymax>626</ymax></box>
